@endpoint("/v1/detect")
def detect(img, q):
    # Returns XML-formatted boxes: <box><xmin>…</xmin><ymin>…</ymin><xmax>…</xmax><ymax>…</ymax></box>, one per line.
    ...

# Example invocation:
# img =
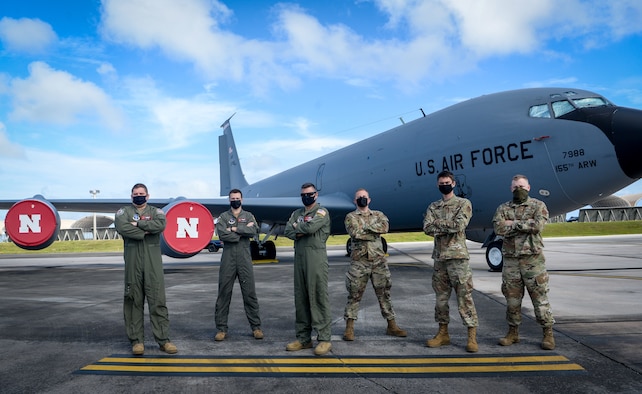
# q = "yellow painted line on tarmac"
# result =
<box><xmin>550</xmin><ymin>272</ymin><xmax>642</xmax><ymax>280</ymax></box>
<box><xmin>80</xmin><ymin>363</ymin><xmax>584</xmax><ymax>374</ymax></box>
<box><xmin>96</xmin><ymin>354</ymin><xmax>571</xmax><ymax>365</ymax></box>
<box><xmin>252</xmin><ymin>259</ymin><xmax>278</xmax><ymax>264</ymax></box>
<box><xmin>77</xmin><ymin>354</ymin><xmax>585</xmax><ymax>377</ymax></box>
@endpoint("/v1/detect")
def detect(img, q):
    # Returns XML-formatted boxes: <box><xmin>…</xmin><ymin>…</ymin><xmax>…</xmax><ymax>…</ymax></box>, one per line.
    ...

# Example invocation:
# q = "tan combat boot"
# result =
<box><xmin>541</xmin><ymin>327</ymin><xmax>556</xmax><ymax>350</ymax></box>
<box><xmin>286</xmin><ymin>340</ymin><xmax>313</xmax><ymax>351</ymax></box>
<box><xmin>343</xmin><ymin>318</ymin><xmax>355</xmax><ymax>341</ymax></box>
<box><xmin>426</xmin><ymin>323</ymin><xmax>450</xmax><ymax>347</ymax></box>
<box><xmin>386</xmin><ymin>319</ymin><xmax>407</xmax><ymax>337</ymax></box>
<box><xmin>498</xmin><ymin>325</ymin><xmax>519</xmax><ymax>346</ymax></box>
<box><xmin>132</xmin><ymin>343</ymin><xmax>144</xmax><ymax>355</ymax></box>
<box><xmin>466</xmin><ymin>327</ymin><xmax>478</xmax><ymax>353</ymax></box>
<box><xmin>160</xmin><ymin>342</ymin><xmax>178</xmax><ymax>354</ymax></box>
<box><xmin>314</xmin><ymin>341</ymin><xmax>332</xmax><ymax>356</ymax></box>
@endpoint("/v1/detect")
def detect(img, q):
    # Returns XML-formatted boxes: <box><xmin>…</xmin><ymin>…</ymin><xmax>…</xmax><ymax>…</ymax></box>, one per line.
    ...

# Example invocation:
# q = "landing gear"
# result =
<box><xmin>250</xmin><ymin>240</ymin><xmax>277</xmax><ymax>260</ymax></box>
<box><xmin>264</xmin><ymin>240</ymin><xmax>276</xmax><ymax>259</ymax></box>
<box><xmin>485</xmin><ymin>239</ymin><xmax>504</xmax><ymax>272</ymax></box>
<box><xmin>250</xmin><ymin>241</ymin><xmax>259</xmax><ymax>260</ymax></box>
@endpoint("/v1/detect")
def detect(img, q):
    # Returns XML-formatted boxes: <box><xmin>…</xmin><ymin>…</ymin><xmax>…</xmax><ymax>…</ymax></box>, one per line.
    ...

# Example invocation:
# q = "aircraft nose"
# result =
<box><xmin>611</xmin><ymin>107</ymin><xmax>642</xmax><ymax>179</ymax></box>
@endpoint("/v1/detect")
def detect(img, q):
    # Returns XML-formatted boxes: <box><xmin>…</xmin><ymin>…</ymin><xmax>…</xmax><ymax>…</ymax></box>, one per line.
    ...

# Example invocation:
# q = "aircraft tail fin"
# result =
<box><xmin>219</xmin><ymin>114</ymin><xmax>249</xmax><ymax>196</ymax></box>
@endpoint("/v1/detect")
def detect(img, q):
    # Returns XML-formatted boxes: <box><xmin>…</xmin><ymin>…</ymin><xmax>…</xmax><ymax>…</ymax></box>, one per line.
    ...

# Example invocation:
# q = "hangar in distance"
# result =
<box><xmin>2</xmin><ymin>87</ymin><xmax>641</xmax><ymax>270</ymax></box>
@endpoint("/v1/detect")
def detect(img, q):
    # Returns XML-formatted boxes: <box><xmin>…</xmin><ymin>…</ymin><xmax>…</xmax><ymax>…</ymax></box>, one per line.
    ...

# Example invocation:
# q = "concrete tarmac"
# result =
<box><xmin>0</xmin><ymin>235</ymin><xmax>641</xmax><ymax>393</ymax></box>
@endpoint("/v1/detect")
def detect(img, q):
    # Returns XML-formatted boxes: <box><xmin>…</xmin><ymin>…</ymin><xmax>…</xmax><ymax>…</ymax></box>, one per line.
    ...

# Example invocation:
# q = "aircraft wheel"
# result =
<box><xmin>250</xmin><ymin>241</ymin><xmax>260</xmax><ymax>260</ymax></box>
<box><xmin>486</xmin><ymin>240</ymin><xmax>504</xmax><ymax>272</ymax></box>
<box><xmin>264</xmin><ymin>240</ymin><xmax>276</xmax><ymax>260</ymax></box>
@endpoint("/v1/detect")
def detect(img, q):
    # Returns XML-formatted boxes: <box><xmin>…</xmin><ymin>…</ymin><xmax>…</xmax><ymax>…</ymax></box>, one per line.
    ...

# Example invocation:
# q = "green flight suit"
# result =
<box><xmin>215</xmin><ymin>208</ymin><xmax>261</xmax><ymax>332</ymax></box>
<box><xmin>115</xmin><ymin>204</ymin><xmax>172</xmax><ymax>346</ymax></box>
<box><xmin>284</xmin><ymin>203</ymin><xmax>332</xmax><ymax>344</ymax></box>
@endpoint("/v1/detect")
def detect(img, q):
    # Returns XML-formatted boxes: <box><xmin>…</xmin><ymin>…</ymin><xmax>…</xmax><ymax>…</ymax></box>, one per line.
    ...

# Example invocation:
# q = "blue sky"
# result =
<box><xmin>1</xmin><ymin>0</ymin><xmax>642</xmax><ymax>220</ymax></box>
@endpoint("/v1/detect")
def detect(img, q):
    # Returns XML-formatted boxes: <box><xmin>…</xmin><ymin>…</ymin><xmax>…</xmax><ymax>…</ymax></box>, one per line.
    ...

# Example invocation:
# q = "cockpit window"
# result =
<box><xmin>529</xmin><ymin>104</ymin><xmax>551</xmax><ymax>118</ymax></box>
<box><xmin>529</xmin><ymin>95</ymin><xmax>610</xmax><ymax>119</ymax></box>
<box><xmin>572</xmin><ymin>97</ymin><xmax>608</xmax><ymax>108</ymax></box>
<box><xmin>551</xmin><ymin>100</ymin><xmax>576</xmax><ymax>117</ymax></box>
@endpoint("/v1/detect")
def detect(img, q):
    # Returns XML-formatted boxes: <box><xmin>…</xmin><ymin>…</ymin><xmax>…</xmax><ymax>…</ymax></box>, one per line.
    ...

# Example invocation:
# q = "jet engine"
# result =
<box><xmin>4</xmin><ymin>195</ymin><xmax>60</xmax><ymax>250</ymax></box>
<box><xmin>159</xmin><ymin>199</ymin><xmax>215</xmax><ymax>258</ymax></box>
<box><xmin>4</xmin><ymin>196</ymin><xmax>214</xmax><ymax>258</ymax></box>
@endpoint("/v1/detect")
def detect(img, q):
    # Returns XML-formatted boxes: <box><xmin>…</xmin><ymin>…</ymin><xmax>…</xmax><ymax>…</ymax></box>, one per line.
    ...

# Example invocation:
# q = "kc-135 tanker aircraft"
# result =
<box><xmin>2</xmin><ymin>87</ymin><xmax>641</xmax><ymax>271</ymax></box>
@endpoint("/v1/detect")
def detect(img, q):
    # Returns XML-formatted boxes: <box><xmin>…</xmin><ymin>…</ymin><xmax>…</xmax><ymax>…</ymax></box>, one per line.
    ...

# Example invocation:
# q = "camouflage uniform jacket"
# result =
<box><xmin>492</xmin><ymin>196</ymin><xmax>548</xmax><ymax>257</ymax></box>
<box><xmin>423</xmin><ymin>196</ymin><xmax>472</xmax><ymax>260</ymax></box>
<box><xmin>345</xmin><ymin>209</ymin><xmax>388</xmax><ymax>261</ymax></box>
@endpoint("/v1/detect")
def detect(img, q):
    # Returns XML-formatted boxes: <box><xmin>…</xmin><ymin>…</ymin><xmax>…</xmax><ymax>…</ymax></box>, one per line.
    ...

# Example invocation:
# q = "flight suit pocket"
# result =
<box><xmin>535</xmin><ymin>272</ymin><xmax>549</xmax><ymax>286</ymax></box>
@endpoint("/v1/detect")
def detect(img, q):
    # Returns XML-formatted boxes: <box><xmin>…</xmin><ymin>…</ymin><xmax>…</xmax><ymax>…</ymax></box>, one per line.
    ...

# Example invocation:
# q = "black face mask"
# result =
<box><xmin>513</xmin><ymin>188</ymin><xmax>529</xmax><ymax>204</ymax></box>
<box><xmin>230</xmin><ymin>200</ymin><xmax>242</xmax><ymax>209</ymax></box>
<box><xmin>132</xmin><ymin>195</ymin><xmax>147</xmax><ymax>206</ymax></box>
<box><xmin>438</xmin><ymin>184</ymin><xmax>453</xmax><ymax>195</ymax></box>
<box><xmin>356</xmin><ymin>197</ymin><xmax>368</xmax><ymax>208</ymax></box>
<box><xmin>302</xmin><ymin>195</ymin><xmax>316</xmax><ymax>206</ymax></box>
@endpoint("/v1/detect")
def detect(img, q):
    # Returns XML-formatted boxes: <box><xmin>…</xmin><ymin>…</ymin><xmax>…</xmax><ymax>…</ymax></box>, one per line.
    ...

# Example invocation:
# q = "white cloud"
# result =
<box><xmin>240</xmin><ymin>117</ymin><xmax>356</xmax><ymax>182</ymax></box>
<box><xmin>9</xmin><ymin>62</ymin><xmax>125</xmax><ymax>130</ymax></box>
<box><xmin>97</xmin><ymin>62</ymin><xmax>116</xmax><ymax>75</ymax></box>
<box><xmin>100</xmin><ymin>0</ymin><xmax>298</xmax><ymax>95</ymax></box>
<box><xmin>0</xmin><ymin>17</ymin><xmax>57</xmax><ymax>53</ymax></box>
<box><xmin>447</xmin><ymin>0</ymin><xmax>552</xmax><ymax>55</ymax></box>
<box><xmin>0</xmin><ymin>122</ymin><xmax>25</xmax><ymax>158</ymax></box>
<box><xmin>0</xmin><ymin>144</ymin><xmax>219</xmax><ymax>202</ymax></box>
<box><xmin>97</xmin><ymin>0</ymin><xmax>642</xmax><ymax>94</ymax></box>
<box><xmin>607</xmin><ymin>0</ymin><xmax>642</xmax><ymax>37</ymax></box>
<box><xmin>117</xmin><ymin>76</ymin><xmax>239</xmax><ymax>148</ymax></box>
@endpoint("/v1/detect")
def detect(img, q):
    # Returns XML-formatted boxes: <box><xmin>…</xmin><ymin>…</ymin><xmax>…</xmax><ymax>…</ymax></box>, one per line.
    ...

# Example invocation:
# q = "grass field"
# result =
<box><xmin>0</xmin><ymin>221</ymin><xmax>640</xmax><ymax>255</ymax></box>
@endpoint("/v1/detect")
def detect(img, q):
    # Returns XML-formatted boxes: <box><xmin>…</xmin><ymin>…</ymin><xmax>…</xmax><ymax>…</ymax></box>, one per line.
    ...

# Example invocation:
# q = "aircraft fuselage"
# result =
<box><xmin>241</xmin><ymin>88</ymin><xmax>641</xmax><ymax>239</ymax></box>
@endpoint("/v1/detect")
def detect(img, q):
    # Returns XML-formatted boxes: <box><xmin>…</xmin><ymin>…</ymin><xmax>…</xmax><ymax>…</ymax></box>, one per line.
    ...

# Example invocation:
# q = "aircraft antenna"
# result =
<box><xmin>420</xmin><ymin>108</ymin><xmax>426</xmax><ymax>117</ymax></box>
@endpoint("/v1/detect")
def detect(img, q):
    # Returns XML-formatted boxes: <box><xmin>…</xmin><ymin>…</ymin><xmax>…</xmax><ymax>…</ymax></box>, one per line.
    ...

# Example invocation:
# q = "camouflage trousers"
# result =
<box><xmin>432</xmin><ymin>259</ymin><xmax>478</xmax><ymax>327</ymax></box>
<box><xmin>501</xmin><ymin>254</ymin><xmax>555</xmax><ymax>327</ymax></box>
<box><xmin>344</xmin><ymin>256</ymin><xmax>395</xmax><ymax>321</ymax></box>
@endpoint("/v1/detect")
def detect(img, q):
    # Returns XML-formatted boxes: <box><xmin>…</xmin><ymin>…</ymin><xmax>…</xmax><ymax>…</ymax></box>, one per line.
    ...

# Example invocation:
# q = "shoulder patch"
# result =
<box><xmin>317</xmin><ymin>209</ymin><xmax>327</xmax><ymax>216</ymax></box>
<box><xmin>156</xmin><ymin>208</ymin><xmax>165</xmax><ymax>216</ymax></box>
<box><xmin>116</xmin><ymin>208</ymin><xmax>125</xmax><ymax>216</ymax></box>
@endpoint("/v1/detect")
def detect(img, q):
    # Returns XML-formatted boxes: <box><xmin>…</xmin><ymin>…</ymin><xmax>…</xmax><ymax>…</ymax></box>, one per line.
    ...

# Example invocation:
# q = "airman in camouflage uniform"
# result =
<box><xmin>493</xmin><ymin>174</ymin><xmax>556</xmax><ymax>350</ymax></box>
<box><xmin>284</xmin><ymin>183</ymin><xmax>333</xmax><ymax>356</ymax></box>
<box><xmin>342</xmin><ymin>189</ymin><xmax>407</xmax><ymax>341</ymax></box>
<box><xmin>423</xmin><ymin>171</ymin><xmax>479</xmax><ymax>353</ymax></box>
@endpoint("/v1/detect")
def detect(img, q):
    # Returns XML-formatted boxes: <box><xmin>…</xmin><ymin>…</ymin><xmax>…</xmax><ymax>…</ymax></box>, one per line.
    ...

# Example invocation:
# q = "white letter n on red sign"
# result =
<box><xmin>176</xmin><ymin>217</ymin><xmax>199</xmax><ymax>238</ymax></box>
<box><xmin>19</xmin><ymin>214</ymin><xmax>42</xmax><ymax>233</ymax></box>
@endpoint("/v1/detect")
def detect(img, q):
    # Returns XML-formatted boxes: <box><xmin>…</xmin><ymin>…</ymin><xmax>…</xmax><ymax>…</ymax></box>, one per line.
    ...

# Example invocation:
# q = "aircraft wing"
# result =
<box><xmin>0</xmin><ymin>198</ymin><xmax>186</xmax><ymax>215</ymax></box>
<box><xmin>0</xmin><ymin>193</ymin><xmax>356</xmax><ymax>231</ymax></box>
<box><xmin>201</xmin><ymin>193</ymin><xmax>356</xmax><ymax>233</ymax></box>
<box><xmin>231</xmin><ymin>194</ymin><xmax>355</xmax><ymax>226</ymax></box>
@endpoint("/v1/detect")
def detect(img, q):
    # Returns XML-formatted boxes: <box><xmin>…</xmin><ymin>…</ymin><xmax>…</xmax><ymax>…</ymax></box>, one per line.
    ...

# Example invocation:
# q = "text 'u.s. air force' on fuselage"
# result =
<box><xmin>2</xmin><ymin>88</ymin><xmax>641</xmax><ymax>271</ymax></box>
<box><xmin>415</xmin><ymin>140</ymin><xmax>535</xmax><ymax>176</ymax></box>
